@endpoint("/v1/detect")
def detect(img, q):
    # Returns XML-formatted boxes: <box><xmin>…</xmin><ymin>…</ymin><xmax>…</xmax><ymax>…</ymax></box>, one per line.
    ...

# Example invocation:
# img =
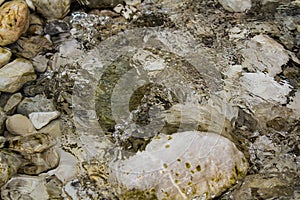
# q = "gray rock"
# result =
<box><xmin>17</xmin><ymin>95</ymin><xmax>56</xmax><ymax>116</ymax></box>
<box><xmin>32</xmin><ymin>55</ymin><xmax>49</xmax><ymax>73</ymax></box>
<box><xmin>0</xmin><ymin>47</ymin><xmax>12</xmax><ymax>68</ymax></box>
<box><xmin>109</xmin><ymin>131</ymin><xmax>248</xmax><ymax>199</ymax></box>
<box><xmin>77</xmin><ymin>0</ymin><xmax>123</xmax><ymax>9</ymax></box>
<box><xmin>218</xmin><ymin>0</ymin><xmax>252</xmax><ymax>12</ymax></box>
<box><xmin>4</xmin><ymin>92</ymin><xmax>23</xmax><ymax>114</ymax></box>
<box><xmin>1</xmin><ymin>175</ymin><xmax>49</xmax><ymax>200</ymax></box>
<box><xmin>0</xmin><ymin>58</ymin><xmax>36</xmax><ymax>93</ymax></box>
<box><xmin>5</xmin><ymin>114</ymin><xmax>36</xmax><ymax>136</ymax></box>
<box><xmin>44</xmin><ymin>20</ymin><xmax>70</xmax><ymax>36</ymax></box>
<box><xmin>38</xmin><ymin>120</ymin><xmax>62</xmax><ymax>138</ymax></box>
<box><xmin>0</xmin><ymin>150</ymin><xmax>22</xmax><ymax>187</ymax></box>
<box><xmin>31</xmin><ymin>0</ymin><xmax>71</xmax><ymax>19</ymax></box>
<box><xmin>0</xmin><ymin>108</ymin><xmax>6</xmax><ymax>135</ymax></box>
<box><xmin>0</xmin><ymin>136</ymin><xmax>5</xmax><ymax>148</ymax></box>
<box><xmin>29</xmin><ymin>111</ymin><xmax>60</xmax><ymax>129</ymax></box>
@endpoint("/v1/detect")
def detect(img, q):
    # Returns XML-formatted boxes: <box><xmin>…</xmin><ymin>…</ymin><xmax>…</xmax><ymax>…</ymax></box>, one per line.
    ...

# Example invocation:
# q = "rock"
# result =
<box><xmin>0</xmin><ymin>150</ymin><xmax>22</xmax><ymax>187</ymax></box>
<box><xmin>109</xmin><ymin>131</ymin><xmax>248</xmax><ymax>199</ymax></box>
<box><xmin>242</xmin><ymin>35</ymin><xmax>300</xmax><ymax>77</ymax></box>
<box><xmin>0</xmin><ymin>0</ymin><xmax>30</xmax><ymax>46</ymax></box>
<box><xmin>0</xmin><ymin>47</ymin><xmax>12</xmax><ymax>68</ymax></box>
<box><xmin>218</xmin><ymin>0</ymin><xmax>252</xmax><ymax>12</ymax></box>
<box><xmin>0</xmin><ymin>136</ymin><xmax>5</xmax><ymax>148</ymax></box>
<box><xmin>0</xmin><ymin>0</ymin><xmax>4</xmax><ymax>5</ymax></box>
<box><xmin>0</xmin><ymin>108</ymin><xmax>6</xmax><ymax>135</ymax></box>
<box><xmin>17</xmin><ymin>95</ymin><xmax>56</xmax><ymax>116</ymax></box>
<box><xmin>44</xmin><ymin>20</ymin><xmax>70</xmax><ymax>36</ymax></box>
<box><xmin>4</xmin><ymin>92</ymin><xmax>23</xmax><ymax>114</ymax></box>
<box><xmin>29</xmin><ymin>111</ymin><xmax>60</xmax><ymax>130</ymax></box>
<box><xmin>0</xmin><ymin>58</ymin><xmax>37</xmax><ymax>93</ymax></box>
<box><xmin>19</xmin><ymin>147</ymin><xmax>60</xmax><ymax>175</ymax></box>
<box><xmin>32</xmin><ymin>55</ymin><xmax>49</xmax><ymax>73</ymax></box>
<box><xmin>1</xmin><ymin>175</ymin><xmax>49</xmax><ymax>200</ymax></box>
<box><xmin>6</xmin><ymin>114</ymin><xmax>36</xmax><ymax>136</ymax></box>
<box><xmin>8</xmin><ymin>133</ymin><xmax>56</xmax><ymax>155</ymax></box>
<box><xmin>31</xmin><ymin>0</ymin><xmax>71</xmax><ymax>19</ymax></box>
<box><xmin>45</xmin><ymin>175</ymin><xmax>63</xmax><ymax>199</ymax></box>
<box><xmin>27</xmin><ymin>14</ymin><xmax>44</xmax><ymax>35</ymax></box>
<box><xmin>288</xmin><ymin>89</ymin><xmax>300</xmax><ymax>118</ymax></box>
<box><xmin>38</xmin><ymin>120</ymin><xmax>62</xmax><ymax>138</ymax></box>
<box><xmin>77</xmin><ymin>0</ymin><xmax>123</xmax><ymax>9</ymax></box>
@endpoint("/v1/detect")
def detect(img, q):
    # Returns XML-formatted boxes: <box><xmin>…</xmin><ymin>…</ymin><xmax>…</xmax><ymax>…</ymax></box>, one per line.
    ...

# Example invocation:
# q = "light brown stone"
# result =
<box><xmin>6</xmin><ymin>114</ymin><xmax>36</xmax><ymax>136</ymax></box>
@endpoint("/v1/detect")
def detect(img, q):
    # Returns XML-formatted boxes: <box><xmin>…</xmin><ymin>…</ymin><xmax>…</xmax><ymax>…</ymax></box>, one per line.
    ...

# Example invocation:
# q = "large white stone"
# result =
<box><xmin>218</xmin><ymin>0</ymin><xmax>251</xmax><ymax>12</ymax></box>
<box><xmin>29</xmin><ymin>111</ymin><xmax>60</xmax><ymax>129</ymax></box>
<box><xmin>109</xmin><ymin>131</ymin><xmax>248</xmax><ymax>199</ymax></box>
<box><xmin>0</xmin><ymin>58</ymin><xmax>36</xmax><ymax>93</ymax></box>
<box><xmin>6</xmin><ymin>114</ymin><xmax>36</xmax><ymax>136</ymax></box>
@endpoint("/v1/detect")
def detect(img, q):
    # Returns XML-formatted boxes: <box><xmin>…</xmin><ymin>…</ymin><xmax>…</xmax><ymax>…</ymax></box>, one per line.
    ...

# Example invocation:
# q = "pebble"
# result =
<box><xmin>109</xmin><ymin>131</ymin><xmax>248</xmax><ymax>199</ymax></box>
<box><xmin>0</xmin><ymin>108</ymin><xmax>5</xmax><ymax>135</ymax></box>
<box><xmin>5</xmin><ymin>114</ymin><xmax>36</xmax><ymax>136</ymax></box>
<box><xmin>29</xmin><ymin>111</ymin><xmax>60</xmax><ymax>130</ymax></box>
<box><xmin>218</xmin><ymin>0</ymin><xmax>252</xmax><ymax>12</ymax></box>
<box><xmin>31</xmin><ymin>0</ymin><xmax>71</xmax><ymax>19</ymax></box>
<box><xmin>77</xmin><ymin>0</ymin><xmax>123</xmax><ymax>9</ymax></box>
<box><xmin>0</xmin><ymin>0</ymin><xmax>30</xmax><ymax>46</ymax></box>
<box><xmin>0</xmin><ymin>150</ymin><xmax>22</xmax><ymax>187</ymax></box>
<box><xmin>0</xmin><ymin>58</ymin><xmax>37</xmax><ymax>93</ymax></box>
<box><xmin>0</xmin><ymin>47</ymin><xmax>12</xmax><ymax>68</ymax></box>
<box><xmin>32</xmin><ymin>55</ymin><xmax>49</xmax><ymax>73</ymax></box>
<box><xmin>17</xmin><ymin>95</ymin><xmax>56</xmax><ymax>116</ymax></box>
<box><xmin>4</xmin><ymin>92</ymin><xmax>23</xmax><ymax>114</ymax></box>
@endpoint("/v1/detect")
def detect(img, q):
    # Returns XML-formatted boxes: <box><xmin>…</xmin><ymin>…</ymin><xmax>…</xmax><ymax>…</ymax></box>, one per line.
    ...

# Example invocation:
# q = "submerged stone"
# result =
<box><xmin>109</xmin><ymin>131</ymin><xmax>248</xmax><ymax>199</ymax></box>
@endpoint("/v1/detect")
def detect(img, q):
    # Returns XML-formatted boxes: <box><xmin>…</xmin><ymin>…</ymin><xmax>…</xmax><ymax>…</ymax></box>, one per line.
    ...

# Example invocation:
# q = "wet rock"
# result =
<box><xmin>27</xmin><ymin>14</ymin><xmax>44</xmax><ymax>35</ymax></box>
<box><xmin>44</xmin><ymin>20</ymin><xmax>70</xmax><ymax>36</ymax></box>
<box><xmin>31</xmin><ymin>0</ymin><xmax>71</xmax><ymax>19</ymax></box>
<box><xmin>6</xmin><ymin>114</ymin><xmax>36</xmax><ymax>136</ymax></box>
<box><xmin>0</xmin><ymin>150</ymin><xmax>22</xmax><ymax>187</ymax></box>
<box><xmin>242</xmin><ymin>35</ymin><xmax>300</xmax><ymax>77</ymax></box>
<box><xmin>9</xmin><ymin>35</ymin><xmax>52</xmax><ymax>59</ymax></box>
<box><xmin>218</xmin><ymin>0</ymin><xmax>251</xmax><ymax>12</ymax></box>
<box><xmin>109</xmin><ymin>131</ymin><xmax>248</xmax><ymax>199</ymax></box>
<box><xmin>17</xmin><ymin>95</ymin><xmax>56</xmax><ymax>116</ymax></box>
<box><xmin>8</xmin><ymin>133</ymin><xmax>56</xmax><ymax>155</ymax></box>
<box><xmin>20</xmin><ymin>147</ymin><xmax>60</xmax><ymax>175</ymax></box>
<box><xmin>0</xmin><ymin>1</ymin><xmax>30</xmax><ymax>46</ymax></box>
<box><xmin>77</xmin><ymin>0</ymin><xmax>123</xmax><ymax>9</ymax></box>
<box><xmin>0</xmin><ymin>58</ymin><xmax>37</xmax><ymax>93</ymax></box>
<box><xmin>1</xmin><ymin>175</ymin><xmax>49</xmax><ymax>200</ymax></box>
<box><xmin>0</xmin><ymin>108</ymin><xmax>5</xmax><ymax>135</ymax></box>
<box><xmin>4</xmin><ymin>92</ymin><xmax>23</xmax><ymax>114</ymax></box>
<box><xmin>32</xmin><ymin>55</ymin><xmax>49</xmax><ymax>73</ymax></box>
<box><xmin>29</xmin><ymin>111</ymin><xmax>60</xmax><ymax>130</ymax></box>
<box><xmin>0</xmin><ymin>47</ymin><xmax>12</xmax><ymax>68</ymax></box>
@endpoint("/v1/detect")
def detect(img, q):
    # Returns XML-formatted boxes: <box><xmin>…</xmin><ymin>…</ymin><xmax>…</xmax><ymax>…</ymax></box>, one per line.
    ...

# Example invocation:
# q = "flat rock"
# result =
<box><xmin>4</xmin><ymin>92</ymin><xmax>23</xmax><ymax>113</ymax></box>
<box><xmin>0</xmin><ymin>1</ymin><xmax>30</xmax><ymax>46</ymax></box>
<box><xmin>17</xmin><ymin>95</ymin><xmax>56</xmax><ymax>116</ymax></box>
<box><xmin>0</xmin><ymin>47</ymin><xmax>12</xmax><ymax>68</ymax></box>
<box><xmin>29</xmin><ymin>111</ymin><xmax>60</xmax><ymax>129</ymax></box>
<box><xmin>0</xmin><ymin>58</ymin><xmax>36</xmax><ymax>93</ymax></box>
<box><xmin>109</xmin><ymin>131</ymin><xmax>248</xmax><ymax>199</ymax></box>
<box><xmin>218</xmin><ymin>0</ymin><xmax>251</xmax><ymax>12</ymax></box>
<box><xmin>6</xmin><ymin>114</ymin><xmax>36</xmax><ymax>136</ymax></box>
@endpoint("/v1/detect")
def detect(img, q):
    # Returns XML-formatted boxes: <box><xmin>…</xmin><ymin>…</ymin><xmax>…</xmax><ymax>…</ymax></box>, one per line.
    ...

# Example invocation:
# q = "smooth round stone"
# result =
<box><xmin>109</xmin><ymin>131</ymin><xmax>248</xmax><ymax>199</ymax></box>
<box><xmin>0</xmin><ymin>58</ymin><xmax>37</xmax><ymax>93</ymax></box>
<box><xmin>0</xmin><ymin>47</ymin><xmax>12</xmax><ymax>68</ymax></box>
<box><xmin>31</xmin><ymin>0</ymin><xmax>71</xmax><ymax>19</ymax></box>
<box><xmin>6</xmin><ymin>114</ymin><xmax>36</xmax><ymax>136</ymax></box>
<box><xmin>0</xmin><ymin>0</ymin><xmax>30</xmax><ymax>46</ymax></box>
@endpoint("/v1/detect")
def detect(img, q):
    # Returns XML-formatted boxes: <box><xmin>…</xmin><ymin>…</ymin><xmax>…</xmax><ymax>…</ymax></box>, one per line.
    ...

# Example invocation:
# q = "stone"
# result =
<box><xmin>32</xmin><ymin>55</ymin><xmax>49</xmax><ymax>73</ymax></box>
<box><xmin>0</xmin><ymin>0</ymin><xmax>30</xmax><ymax>46</ymax></box>
<box><xmin>0</xmin><ymin>58</ymin><xmax>37</xmax><ymax>93</ymax></box>
<box><xmin>4</xmin><ymin>92</ymin><xmax>23</xmax><ymax>113</ymax></box>
<box><xmin>29</xmin><ymin>111</ymin><xmax>60</xmax><ymax>130</ymax></box>
<box><xmin>76</xmin><ymin>0</ymin><xmax>123</xmax><ymax>9</ymax></box>
<box><xmin>242</xmin><ymin>35</ymin><xmax>300</xmax><ymax>77</ymax></box>
<box><xmin>0</xmin><ymin>108</ymin><xmax>5</xmax><ymax>135</ymax></box>
<box><xmin>19</xmin><ymin>147</ymin><xmax>60</xmax><ymax>175</ymax></box>
<box><xmin>5</xmin><ymin>114</ymin><xmax>36</xmax><ymax>136</ymax></box>
<box><xmin>31</xmin><ymin>0</ymin><xmax>71</xmax><ymax>19</ymax></box>
<box><xmin>17</xmin><ymin>95</ymin><xmax>56</xmax><ymax>116</ymax></box>
<box><xmin>27</xmin><ymin>14</ymin><xmax>44</xmax><ymax>35</ymax></box>
<box><xmin>0</xmin><ymin>47</ymin><xmax>12</xmax><ymax>68</ymax></box>
<box><xmin>44</xmin><ymin>20</ymin><xmax>70</xmax><ymax>36</ymax></box>
<box><xmin>1</xmin><ymin>175</ymin><xmax>49</xmax><ymax>200</ymax></box>
<box><xmin>0</xmin><ymin>0</ymin><xmax>4</xmax><ymax>5</ymax></box>
<box><xmin>38</xmin><ymin>120</ymin><xmax>62</xmax><ymax>138</ymax></box>
<box><xmin>0</xmin><ymin>150</ymin><xmax>22</xmax><ymax>187</ymax></box>
<box><xmin>109</xmin><ymin>131</ymin><xmax>248</xmax><ymax>199</ymax></box>
<box><xmin>0</xmin><ymin>136</ymin><xmax>5</xmax><ymax>148</ymax></box>
<box><xmin>218</xmin><ymin>0</ymin><xmax>252</xmax><ymax>12</ymax></box>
